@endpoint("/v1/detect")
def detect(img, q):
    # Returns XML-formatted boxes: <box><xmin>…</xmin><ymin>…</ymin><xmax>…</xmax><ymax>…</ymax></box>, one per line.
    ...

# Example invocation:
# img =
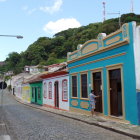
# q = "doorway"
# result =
<box><xmin>92</xmin><ymin>72</ymin><xmax>103</xmax><ymax>113</ymax></box>
<box><xmin>109</xmin><ymin>68</ymin><xmax>123</xmax><ymax>117</ymax></box>
<box><xmin>54</xmin><ymin>81</ymin><xmax>59</xmax><ymax>108</ymax></box>
<box><xmin>35</xmin><ymin>87</ymin><xmax>37</xmax><ymax>103</ymax></box>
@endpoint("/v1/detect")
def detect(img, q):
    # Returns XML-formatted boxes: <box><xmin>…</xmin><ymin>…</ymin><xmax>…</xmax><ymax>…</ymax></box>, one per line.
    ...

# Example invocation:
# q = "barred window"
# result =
<box><xmin>43</xmin><ymin>82</ymin><xmax>47</xmax><ymax>98</ymax></box>
<box><xmin>72</xmin><ymin>76</ymin><xmax>77</xmax><ymax>97</ymax></box>
<box><xmin>48</xmin><ymin>82</ymin><xmax>52</xmax><ymax>99</ymax></box>
<box><xmin>62</xmin><ymin>79</ymin><xmax>68</xmax><ymax>101</ymax></box>
<box><xmin>81</xmin><ymin>74</ymin><xmax>88</xmax><ymax>98</ymax></box>
<box><xmin>38</xmin><ymin>87</ymin><xmax>41</xmax><ymax>100</ymax></box>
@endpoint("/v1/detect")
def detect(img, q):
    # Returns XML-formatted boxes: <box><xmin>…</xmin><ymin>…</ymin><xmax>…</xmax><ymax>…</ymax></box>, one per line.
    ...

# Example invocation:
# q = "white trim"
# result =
<box><xmin>42</xmin><ymin>74</ymin><xmax>68</xmax><ymax>81</ymax></box>
<box><xmin>133</xmin><ymin>22</ymin><xmax>140</xmax><ymax>90</ymax></box>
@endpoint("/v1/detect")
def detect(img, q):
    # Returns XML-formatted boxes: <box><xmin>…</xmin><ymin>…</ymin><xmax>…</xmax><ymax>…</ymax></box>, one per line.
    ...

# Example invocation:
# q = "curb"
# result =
<box><xmin>14</xmin><ymin>96</ymin><xmax>140</xmax><ymax>139</ymax></box>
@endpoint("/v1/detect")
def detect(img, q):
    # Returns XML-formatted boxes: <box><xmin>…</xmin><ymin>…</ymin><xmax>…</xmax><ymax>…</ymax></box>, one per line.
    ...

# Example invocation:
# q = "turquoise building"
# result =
<box><xmin>67</xmin><ymin>22</ymin><xmax>140</xmax><ymax>125</ymax></box>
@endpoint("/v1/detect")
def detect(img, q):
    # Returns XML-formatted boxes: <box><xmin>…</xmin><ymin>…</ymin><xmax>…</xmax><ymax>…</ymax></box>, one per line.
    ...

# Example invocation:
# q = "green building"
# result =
<box><xmin>30</xmin><ymin>81</ymin><xmax>43</xmax><ymax>105</ymax></box>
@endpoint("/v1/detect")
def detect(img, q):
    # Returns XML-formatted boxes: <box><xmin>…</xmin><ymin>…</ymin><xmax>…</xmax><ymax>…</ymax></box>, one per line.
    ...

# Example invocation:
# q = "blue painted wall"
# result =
<box><xmin>137</xmin><ymin>92</ymin><xmax>140</xmax><ymax>124</ymax></box>
<box><xmin>68</xmin><ymin>22</ymin><xmax>139</xmax><ymax>125</ymax></box>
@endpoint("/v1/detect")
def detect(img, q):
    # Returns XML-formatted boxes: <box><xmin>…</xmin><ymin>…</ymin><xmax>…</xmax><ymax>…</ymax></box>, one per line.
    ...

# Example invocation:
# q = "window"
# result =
<box><xmin>81</xmin><ymin>73</ymin><xmax>88</xmax><ymax>98</ymax></box>
<box><xmin>38</xmin><ymin>87</ymin><xmax>41</xmax><ymax>100</ymax></box>
<box><xmin>62</xmin><ymin>79</ymin><xmax>68</xmax><ymax>101</ymax></box>
<box><xmin>72</xmin><ymin>75</ymin><xmax>77</xmax><ymax>97</ymax></box>
<box><xmin>43</xmin><ymin>82</ymin><xmax>47</xmax><ymax>98</ymax></box>
<box><xmin>48</xmin><ymin>82</ymin><xmax>52</xmax><ymax>99</ymax></box>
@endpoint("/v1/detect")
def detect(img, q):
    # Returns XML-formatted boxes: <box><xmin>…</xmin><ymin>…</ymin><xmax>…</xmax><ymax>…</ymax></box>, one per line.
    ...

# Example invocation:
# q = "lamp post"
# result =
<box><xmin>0</xmin><ymin>35</ymin><xmax>23</xmax><ymax>39</ymax></box>
<box><xmin>0</xmin><ymin>72</ymin><xmax>6</xmax><ymax>123</ymax></box>
<box><xmin>0</xmin><ymin>34</ymin><xmax>23</xmax><ymax>123</ymax></box>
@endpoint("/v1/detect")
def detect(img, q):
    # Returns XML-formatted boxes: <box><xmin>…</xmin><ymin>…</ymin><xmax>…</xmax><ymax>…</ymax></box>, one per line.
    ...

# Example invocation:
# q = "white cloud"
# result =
<box><xmin>0</xmin><ymin>0</ymin><xmax>6</xmax><ymax>2</ymax></box>
<box><xmin>28</xmin><ymin>8</ymin><xmax>37</xmax><ymax>15</ymax></box>
<box><xmin>40</xmin><ymin>0</ymin><xmax>63</xmax><ymax>14</ymax></box>
<box><xmin>22</xmin><ymin>6</ymin><xmax>36</xmax><ymax>15</ymax></box>
<box><xmin>43</xmin><ymin>18</ymin><xmax>81</xmax><ymax>35</ymax></box>
<box><xmin>22</xmin><ymin>6</ymin><xmax>28</xmax><ymax>11</ymax></box>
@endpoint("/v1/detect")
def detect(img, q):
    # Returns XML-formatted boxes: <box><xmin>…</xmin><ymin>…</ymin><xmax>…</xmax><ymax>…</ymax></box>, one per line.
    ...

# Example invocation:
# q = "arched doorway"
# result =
<box><xmin>54</xmin><ymin>81</ymin><xmax>59</xmax><ymax>108</ymax></box>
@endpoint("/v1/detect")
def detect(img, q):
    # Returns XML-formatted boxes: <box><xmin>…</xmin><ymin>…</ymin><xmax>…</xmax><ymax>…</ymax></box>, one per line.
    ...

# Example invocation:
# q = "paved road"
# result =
<box><xmin>0</xmin><ymin>90</ymin><xmax>134</xmax><ymax>140</ymax></box>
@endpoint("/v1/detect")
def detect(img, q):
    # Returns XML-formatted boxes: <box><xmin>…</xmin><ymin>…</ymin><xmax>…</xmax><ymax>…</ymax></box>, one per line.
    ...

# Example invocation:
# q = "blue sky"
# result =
<box><xmin>0</xmin><ymin>0</ymin><xmax>139</xmax><ymax>61</ymax></box>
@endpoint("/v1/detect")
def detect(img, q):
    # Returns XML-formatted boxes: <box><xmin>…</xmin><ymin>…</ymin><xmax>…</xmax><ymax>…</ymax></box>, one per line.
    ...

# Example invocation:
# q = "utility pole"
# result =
<box><xmin>0</xmin><ymin>72</ymin><xmax>5</xmax><ymax>123</ymax></box>
<box><xmin>131</xmin><ymin>0</ymin><xmax>134</xmax><ymax>13</ymax></box>
<box><xmin>103</xmin><ymin>2</ymin><xmax>106</xmax><ymax>22</ymax></box>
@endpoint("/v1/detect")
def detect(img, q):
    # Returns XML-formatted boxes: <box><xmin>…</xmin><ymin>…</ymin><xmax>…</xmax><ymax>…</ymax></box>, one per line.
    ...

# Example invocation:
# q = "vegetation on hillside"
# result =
<box><xmin>0</xmin><ymin>13</ymin><xmax>140</xmax><ymax>74</ymax></box>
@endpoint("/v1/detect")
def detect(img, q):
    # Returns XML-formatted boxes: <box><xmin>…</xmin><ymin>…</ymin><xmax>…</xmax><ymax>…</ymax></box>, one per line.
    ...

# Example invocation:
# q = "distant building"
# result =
<box><xmin>11</xmin><ymin>73</ymin><xmax>31</xmax><ymax>98</ymax></box>
<box><xmin>0</xmin><ymin>61</ymin><xmax>5</xmax><ymax>66</ymax></box>
<box><xmin>24</xmin><ymin>65</ymin><xmax>46</xmax><ymax>74</ymax></box>
<box><xmin>5</xmin><ymin>71</ymin><xmax>13</xmax><ymax>76</ymax></box>
<box><xmin>24</xmin><ymin>62</ymin><xmax>67</xmax><ymax>74</ymax></box>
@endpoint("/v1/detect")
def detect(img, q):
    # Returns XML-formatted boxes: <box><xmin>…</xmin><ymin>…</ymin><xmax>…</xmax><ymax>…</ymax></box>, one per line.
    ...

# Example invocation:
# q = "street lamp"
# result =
<box><xmin>0</xmin><ymin>35</ymin><xmax>23</xmax><ymax>39</ymax></box>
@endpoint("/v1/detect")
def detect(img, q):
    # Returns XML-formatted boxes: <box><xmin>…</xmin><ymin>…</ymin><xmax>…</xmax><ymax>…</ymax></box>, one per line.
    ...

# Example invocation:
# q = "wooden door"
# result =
<box><xmin>13</xmin><ymin>88</ymin><xmax>15</xmax><ymax>95</ymax></box>
<box><xmin>109</xmin><ymin>69</ymin><xmax>123</xmax><ymax>117</ymax></box>
<box><xmin>54</xmin><ymin>81</ymin><xmax>59</xmax><ymax>108</ymax></box>
<box><xmin>93</xmin><ymin>72</ymin><xmax>102</xmax><ymax>113</ymax></box>
<box><xmin>35</xmin><ymin>87</ymin><xmax>37</xmax><ymax>103</ymax></box>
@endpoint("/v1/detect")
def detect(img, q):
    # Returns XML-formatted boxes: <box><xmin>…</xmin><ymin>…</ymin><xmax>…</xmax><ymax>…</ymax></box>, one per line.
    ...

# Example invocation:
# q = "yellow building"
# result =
<box><xmin>22</xmin><ymin>84</ymin><xmax>31</xmax><ymax>103</ymax></box>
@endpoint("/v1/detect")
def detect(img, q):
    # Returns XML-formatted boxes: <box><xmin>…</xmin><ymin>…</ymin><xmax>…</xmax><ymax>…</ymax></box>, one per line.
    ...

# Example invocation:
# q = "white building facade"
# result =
<box><xmin>42</xmin><ymin>71</ymin><xmax>69</xmax><ymax>111</ymax></box>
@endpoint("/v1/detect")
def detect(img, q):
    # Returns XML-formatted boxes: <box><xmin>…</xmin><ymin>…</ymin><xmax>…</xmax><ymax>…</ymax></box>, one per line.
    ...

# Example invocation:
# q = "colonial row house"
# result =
<box><xmin>19</xmin><ymin>62</ymin><xmax>67</xmax><ymax>104</ymax></box>
<box><xmin>11</xmin><ymin>73</ymin><xmax>31</xmax><ymax>99</ymax></box>
<box><xmin>12</xmin><ymin>21</ymin><xmax>140</xmax><ymax>125</ymax></box>
<box><xmin>67</xmin><ymin>21</ymin><xmax>140</xmax><ymax>125</ymax></box>
<box><xmin>23</xmin><ymin>73</ymin><xmax>43</xmax><ymax>105</ymax></box>
<box><xmin>23</xmin><ymin>63</ymin><xmax>69</xmax><ymax>111</ymax></box>
<box><xmin>30</xmin><ymin>78</ymin><xmax>43</xmax><ymax>105</ymax></box>
<box><xmin>40</xmin><ymin>69</ymin><xmax>69</xmax><ymax>111</ymax></box>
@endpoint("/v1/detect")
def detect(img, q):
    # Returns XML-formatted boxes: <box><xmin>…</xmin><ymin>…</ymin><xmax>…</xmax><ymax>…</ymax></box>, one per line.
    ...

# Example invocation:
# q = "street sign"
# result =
<box><xmin>0</xmin><ymin>82</ymin><xmax>7</xmax><ymax>89</ymax></box>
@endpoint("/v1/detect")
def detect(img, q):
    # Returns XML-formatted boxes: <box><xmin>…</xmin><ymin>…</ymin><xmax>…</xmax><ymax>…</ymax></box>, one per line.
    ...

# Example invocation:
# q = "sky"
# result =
<box><xmin>0</xmin><ymin>0</ymin><xmax>139</xmax><ymax>61</ymax></box>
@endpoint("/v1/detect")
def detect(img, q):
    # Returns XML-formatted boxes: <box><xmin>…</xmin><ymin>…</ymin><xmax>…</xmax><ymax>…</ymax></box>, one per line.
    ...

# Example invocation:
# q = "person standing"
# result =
<box><xmin>89</xmin><ymin>89</ymin><xmax>99</xmax><ymax>116</ymax></box>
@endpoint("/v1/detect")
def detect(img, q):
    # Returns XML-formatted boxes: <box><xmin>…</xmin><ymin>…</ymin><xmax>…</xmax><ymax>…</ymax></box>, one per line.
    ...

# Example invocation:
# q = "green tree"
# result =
<box><xmin>2</xmin><ymin>13</ymin><xmax>140</xmax><ymax>74</ymax></box>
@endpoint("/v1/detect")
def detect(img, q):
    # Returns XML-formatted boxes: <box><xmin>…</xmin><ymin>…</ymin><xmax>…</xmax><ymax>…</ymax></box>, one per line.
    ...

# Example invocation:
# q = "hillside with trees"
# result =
<box><xmin>1</xmin><ymin>13</ymin><xmax>140</xmax><ymax>74</ymax></box>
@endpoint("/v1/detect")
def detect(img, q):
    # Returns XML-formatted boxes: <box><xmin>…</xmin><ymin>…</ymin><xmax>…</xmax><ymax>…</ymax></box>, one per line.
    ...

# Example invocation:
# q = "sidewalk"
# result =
<box><xmin>15</xmin><ymin>96</ymin><xmax>140</xmax><ymax>139</ymax></box>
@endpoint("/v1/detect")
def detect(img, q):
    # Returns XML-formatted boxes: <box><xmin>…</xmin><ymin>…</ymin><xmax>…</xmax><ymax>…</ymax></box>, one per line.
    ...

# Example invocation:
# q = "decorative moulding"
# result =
<box><xmin>80</xmin><ymin>102</ymin><xmax>89</xmax><ymax>109</ymax></box>
<box><xmin>67</xmin><ymin>23</ymin><xmax>130</xmax><ymax>62</ymax></box>
<box><xmin>71</xmin><ymin>100</ymin><xmax>78</xmax><ymax>106</ymax></box>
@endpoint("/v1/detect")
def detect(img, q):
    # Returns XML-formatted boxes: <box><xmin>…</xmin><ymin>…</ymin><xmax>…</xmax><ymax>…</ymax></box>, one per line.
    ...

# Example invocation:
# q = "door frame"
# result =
<box><xmin>54</xmin><ymin>81</ymin><xmax>59</xmax><ymax>108</ymax></box>
<box><xmin>106</xmin><ymin>63</ymin><xmax>125</xmax><ymax>119</ymax></box>
<box><xmin>91</xmin><ymin>67</ymin><xmax>104</xmax><ymax>114</ymax></box>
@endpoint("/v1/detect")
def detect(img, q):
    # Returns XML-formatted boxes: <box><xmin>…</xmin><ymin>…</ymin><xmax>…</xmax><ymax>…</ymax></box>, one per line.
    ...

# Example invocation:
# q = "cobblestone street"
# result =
<box><xmin>0</xmin><ymin>90</ymin><xmax>134</xmax><ymax>140</ymax></box>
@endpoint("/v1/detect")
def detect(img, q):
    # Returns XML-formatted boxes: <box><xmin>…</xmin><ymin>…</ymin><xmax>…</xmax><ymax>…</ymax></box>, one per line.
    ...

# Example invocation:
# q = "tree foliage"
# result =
<box><xmin>1</xmin><ymin>13</ymin><xmax>140</xmax><ymax>74</ymax></box>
